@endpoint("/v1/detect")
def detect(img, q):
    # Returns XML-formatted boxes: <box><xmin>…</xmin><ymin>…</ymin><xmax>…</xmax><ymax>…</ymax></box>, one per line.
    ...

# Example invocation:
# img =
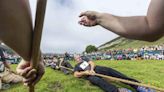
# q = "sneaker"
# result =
<box><xmin>137</xmin><ymin>86</ymin><xmax>156</xmax><ymax>92</ymax></box>
<box><xmin>118</xmin><ymin>88</ymin><xmax>132</xmax><ymax>92</ymax></box>
<box><xmin>2</xmin><ymin>83</ymin><xmax>10</xmax><ymax>90</ymax></box>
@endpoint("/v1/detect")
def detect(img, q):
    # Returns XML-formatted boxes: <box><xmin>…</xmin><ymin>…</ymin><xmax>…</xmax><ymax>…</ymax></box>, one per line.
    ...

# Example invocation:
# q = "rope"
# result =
<box><xmin>29</xmin><ymin>0</ymin><xmax>47</xmax><ymax>92</ymax></box>
<box><xmin>60</xmin><ymin>66</ymin><xmax>74</xmax><ymax>71</ymax></box>
<box><xmin>59</xmin><ymin>66</ymin><xmax>164</xmax><ymax>92</ymax></box>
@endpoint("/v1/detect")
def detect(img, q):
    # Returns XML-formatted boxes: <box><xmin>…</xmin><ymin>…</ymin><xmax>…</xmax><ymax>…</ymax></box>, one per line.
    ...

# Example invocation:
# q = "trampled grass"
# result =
<box><xmin>2</xmin><ymin>60</ymin><xmax>164</xmax><ymax>92</ymax></box>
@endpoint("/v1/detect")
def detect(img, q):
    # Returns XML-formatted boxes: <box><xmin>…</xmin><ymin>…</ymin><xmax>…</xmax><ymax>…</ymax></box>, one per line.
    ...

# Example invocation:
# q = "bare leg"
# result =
<box><xmin>0</xmin><ymin>0</ymin><xmax>33</xmax><ymax>61</ymax></box>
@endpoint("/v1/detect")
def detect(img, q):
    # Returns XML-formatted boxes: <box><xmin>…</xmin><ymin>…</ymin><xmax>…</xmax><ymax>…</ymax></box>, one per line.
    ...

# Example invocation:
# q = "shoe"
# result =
<box><xmin>2</xmin><ymin>83</ymin><xmax>10</xmax><ymax>90</ymax></box>
<box><xmin>137</xmin><ymin>86</ymin><xmax>156</xmax><ymax>92</ymax></box>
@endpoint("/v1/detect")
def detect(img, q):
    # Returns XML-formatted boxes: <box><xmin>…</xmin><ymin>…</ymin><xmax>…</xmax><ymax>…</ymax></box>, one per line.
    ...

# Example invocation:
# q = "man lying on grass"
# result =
<box><xmin>50</xmin><ymin>56</ymin><xmax>73</xmax><ymax>75</ymax></box>
<box><xmin>73</xmin><ymin>55</ymin><xmax>155</xmax><ymax>92</ymax></box>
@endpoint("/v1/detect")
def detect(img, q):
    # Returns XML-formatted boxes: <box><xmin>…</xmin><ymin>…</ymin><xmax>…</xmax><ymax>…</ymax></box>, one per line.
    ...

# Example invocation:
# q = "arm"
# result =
<box><xmin>79</xmin><ymin>0</ymin><xmax>164</xmax><ymax>42</ymax></box>
<box><xmin>88</xmin><ymin>61</ymin><xmax>95</xmax><ymax>71</ymax></box>
<box><xmin>74</xmin><ymin>71</ymin><xmax>90</xmax><ymax>78</ymax></box>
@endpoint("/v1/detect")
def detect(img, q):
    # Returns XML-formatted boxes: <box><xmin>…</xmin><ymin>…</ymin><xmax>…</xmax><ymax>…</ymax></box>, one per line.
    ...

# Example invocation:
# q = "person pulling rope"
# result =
<box><xmin>59</xmin><ymin>55</ymin><xmax>164</xmax><ymax>92</ymax></box>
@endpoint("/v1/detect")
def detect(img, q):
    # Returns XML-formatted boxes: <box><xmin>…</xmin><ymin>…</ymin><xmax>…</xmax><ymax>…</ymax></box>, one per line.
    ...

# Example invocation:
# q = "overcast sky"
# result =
<box><xmin>29</xmin><ymin>0</ymin><xmax>151</xmax><ymax>54</ymax></box>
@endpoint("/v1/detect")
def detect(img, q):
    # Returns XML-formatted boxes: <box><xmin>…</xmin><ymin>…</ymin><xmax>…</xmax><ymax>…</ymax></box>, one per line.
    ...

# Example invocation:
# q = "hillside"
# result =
<box><xmin>98</xmin><ymin>36</ymin><xmax>164</xmax><ymax>50</ymax></box>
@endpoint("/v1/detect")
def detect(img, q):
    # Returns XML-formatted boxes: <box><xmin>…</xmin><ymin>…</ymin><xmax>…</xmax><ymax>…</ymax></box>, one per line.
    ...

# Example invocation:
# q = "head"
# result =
<box><xmin>74</xmin><ymin>55</ymin><xmax>82</xmax><ymax>63</ymax></box>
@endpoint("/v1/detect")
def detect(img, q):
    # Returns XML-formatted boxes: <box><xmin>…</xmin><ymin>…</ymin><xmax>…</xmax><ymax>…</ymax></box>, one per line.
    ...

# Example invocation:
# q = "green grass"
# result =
<box><xmin>2</xmin><ymin>60</ymin><xmax>164</xmax><ymax>92</ymax></box>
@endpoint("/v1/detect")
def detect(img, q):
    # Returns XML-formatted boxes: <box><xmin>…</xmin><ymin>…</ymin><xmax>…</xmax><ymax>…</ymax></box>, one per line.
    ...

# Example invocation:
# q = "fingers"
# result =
<box><xmin>79</xmin><ymin>16</ymin><xmax>88</xmax><ymax>25</ymax></box>
<box><xmin>32</xmin><ymin>63</ymin><xmax>45</xmax><ymax>86</ymax></box>
<box><xmin>23</xmin><ymin>69</ymin><xmax>44</xmax><ymax>86</ymax></box>
<box><xmin>79</xmin><ymin>11</ymin><xmax>98</xmax><ymax>27</ymax></box>
<box><xmin>89</xmin><ymin>70</ymin><xmax>96</xmax><ymax>75</ymax></box>
<box><xmin>79</xmin><ymin>11</ymin><xmax>94</xmax><ymax>17</ymax></box>
<box><xmin>26</xmin><ymin>69</ymin><xmax>37</xmax><ymax>78</ymax></box>
<box><xmin>17</xmin><ymin>67</ymin><xmax>32</xmax><ymax>77</ymax></box>
<box><xmin>78</xmin><ymin>18</ymin><xmax>94</xmax><ymax>27</ymax></box>
<box><xmin>79</xmin><ymin>11</ymin><xmax>87</xmax><ymax>17</ymax></box>
<box><xmin>16</xmin><ymin>60</ymin><xmax>45</xmax><ymax>86</ymax></box>
<box><xmin>32</xmin><ymin>70</ymin><xmax>44</xmax><ymax>86</ymax></box>
<box><xmin>23</xmin><ymin>69</ymin><xmax>37</xmax><ymax>86</ymax></box>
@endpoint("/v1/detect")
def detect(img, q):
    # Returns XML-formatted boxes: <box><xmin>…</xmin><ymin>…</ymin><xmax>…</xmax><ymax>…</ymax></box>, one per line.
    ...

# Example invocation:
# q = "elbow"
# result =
<box><xmin>74</xmin><ymin>73</ymin><xmax>80</xmax><ymax>78</ymax></box>
<box><xmin>146</xmin><ymin>23</ymin><xmax>164</xmax><ymax>42</ymax></box>
<box><xmin>137</xmin><ymin>29</ymin><xmax>163</xmax><ymax>42</ymax></box>
<box><xmin>144</xmin><ymin>30</ymin><xmax>163</xmax><ymax>42</ymax></box>
<box><xmin>142</xmin><ymin>34</ymin><xmax>162</xmax><ymax>42</ymax></box>
<box><xmin>142</xmin><ymin>18</ymin><xmax>164</xmax><ymax>42</ymax></box>
<box><xmin>145</xmin><ymin>37</ymin><xmax>161</xmax><ymax>42</ymax></box>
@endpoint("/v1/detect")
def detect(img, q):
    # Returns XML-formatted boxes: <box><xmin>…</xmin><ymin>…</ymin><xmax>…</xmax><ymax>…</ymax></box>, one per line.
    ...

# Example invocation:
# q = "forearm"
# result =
<box><xmin>74</xmin><ymin>71</ymin><xmax>87</xmax><ymax>78</ymax></box>
<box><xmin>88</xmin><ymin>61</ymin><xmax>95</xmax><ymax>71</ymax></box>
<box><xmin>98</xmin><ymin>13</ymin><xmax>163</xmax><ymax>41</ymax></box>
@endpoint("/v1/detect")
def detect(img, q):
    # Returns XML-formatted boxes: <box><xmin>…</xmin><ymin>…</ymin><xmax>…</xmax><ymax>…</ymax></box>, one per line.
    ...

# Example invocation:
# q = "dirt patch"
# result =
<box><xmin>48</xmin><ymin>81</ymin><xmax>63</xmax><ymax>91</ymax></box>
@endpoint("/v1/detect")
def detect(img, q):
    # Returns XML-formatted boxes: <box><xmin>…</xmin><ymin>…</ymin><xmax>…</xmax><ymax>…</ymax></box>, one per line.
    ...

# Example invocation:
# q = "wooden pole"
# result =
<box><xmin>29</xmin><ymin>0</ymin><xmax>47</xmax><ymax>92</ymax></box>
<box><xmin>95</xmin><ymin>73</ymin><xmax>164</xmax><ymax>92</ymax></box>
<box><xmin>60</xmin><ymin>66</ymin><xmax>74</xmax><ymax>71</ymax></box>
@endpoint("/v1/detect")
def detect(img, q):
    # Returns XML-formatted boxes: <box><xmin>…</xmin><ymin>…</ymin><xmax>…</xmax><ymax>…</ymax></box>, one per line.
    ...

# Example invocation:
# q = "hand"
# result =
<box><xmin>89</xmin><ymin>70</ymin><xmax>95</xmax><ymax>75</ymax></box>
<box><xmin>84</xmin><ymin>70</ymin><xmax>91</xmax><ymax>75</ymax></box>
<box><xmin>16</xmin><ymin>59</ymin><xmax>45</xmax><ymax>86</ymax></box>
<box><xmin>79</xmin><ymin>11</ymin><xmax>101</xmax><ymax>27</ymax></box>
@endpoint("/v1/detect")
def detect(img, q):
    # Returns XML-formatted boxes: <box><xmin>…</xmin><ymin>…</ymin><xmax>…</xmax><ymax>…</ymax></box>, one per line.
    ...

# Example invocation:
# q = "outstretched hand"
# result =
<box><xmin>79</xmin><ymin>11</ymin><xmax>101</xmax><ymax>27</ymax></box>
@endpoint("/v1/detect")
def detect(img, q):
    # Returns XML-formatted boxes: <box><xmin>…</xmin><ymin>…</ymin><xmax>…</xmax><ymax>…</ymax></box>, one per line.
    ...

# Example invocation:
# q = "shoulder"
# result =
<box><xmin>81</xmin><ymin>56</ymin><xmax>90</xmax><ymax>62</ymax></box>
<box><xmin>74</xmin><ymin>63</ymin><xmax>82</xmax><ymax>72</ymax></box>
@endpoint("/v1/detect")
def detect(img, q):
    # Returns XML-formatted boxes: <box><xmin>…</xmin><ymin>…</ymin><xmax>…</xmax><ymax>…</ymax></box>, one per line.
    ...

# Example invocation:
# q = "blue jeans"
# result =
<box><xmin>86</xmin><ymin>66</ymin><xmax>139</xmax><ymax>92</ymax></box>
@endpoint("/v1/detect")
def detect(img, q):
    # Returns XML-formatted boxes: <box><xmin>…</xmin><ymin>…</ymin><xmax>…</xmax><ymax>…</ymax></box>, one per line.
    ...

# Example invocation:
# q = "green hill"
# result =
<box><xmin>98</xmin><ymin>36</ymin><xmax>164</xmax><ymax>50</ymax></box>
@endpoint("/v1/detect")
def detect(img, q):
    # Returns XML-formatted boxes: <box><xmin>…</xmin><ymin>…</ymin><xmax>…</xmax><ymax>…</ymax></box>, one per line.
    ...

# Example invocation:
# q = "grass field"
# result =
<box><xmin>2</xmin><ymin>60</ymin><xmax>164</xmax><ymax>92</ymax></box>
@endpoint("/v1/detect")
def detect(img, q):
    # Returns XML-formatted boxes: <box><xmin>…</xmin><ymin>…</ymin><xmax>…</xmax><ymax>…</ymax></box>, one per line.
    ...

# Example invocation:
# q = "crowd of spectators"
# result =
<box><xmin>85</xmin><ymin>44</ymin><xmax>164</xmax><ymax>60</ymax></box>
<box><xmin>0</xmin><ymin>48</ymin><xmax>21</xmax><ymax>64</ymax></box>
<box><xmin>3</xmin><ymin>53</ymin><xmax>21</xmax><ymax>64</ymax></box>
<box><xmin>39</xmin><ymin>44</ymin><xmax>164</xmax><ymax>61</ymax></box>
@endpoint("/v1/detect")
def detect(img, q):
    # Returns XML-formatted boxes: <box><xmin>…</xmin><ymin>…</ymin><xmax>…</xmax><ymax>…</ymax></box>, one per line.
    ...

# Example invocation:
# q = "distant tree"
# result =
<box><xmin>85</xmin><ymin>45</ymin><xmax>98</xmax><ymax>53</ymax></box>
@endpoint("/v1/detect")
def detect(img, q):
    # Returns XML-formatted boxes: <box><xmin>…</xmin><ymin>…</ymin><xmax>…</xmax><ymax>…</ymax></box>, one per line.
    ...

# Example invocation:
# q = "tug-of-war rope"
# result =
<box><xmin>59</xmin><ymin>65</ymin><xmax>164</xmax><ymax>92</ymax></box>
<box><xmin>30</xmin><ymin>0</ymin><xmax>164</xmax><ymax>92</ymax></box>
<box><xmin>29</xmin><ymin>0</ymin><xmax>47</xmax><ymax>92</ymax></box>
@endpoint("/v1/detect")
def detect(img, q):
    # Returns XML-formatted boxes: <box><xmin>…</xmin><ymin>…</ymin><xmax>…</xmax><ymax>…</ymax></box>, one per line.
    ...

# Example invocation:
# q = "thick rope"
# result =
<box><xmin>59</xmin><ymin>66</ymin><xmax>164</xmax><ymax>92</ymax></box>
<box><xmin>29</xmin><ymin>0</ymin><xmax>47</xmax><ymax>92</ymax></box>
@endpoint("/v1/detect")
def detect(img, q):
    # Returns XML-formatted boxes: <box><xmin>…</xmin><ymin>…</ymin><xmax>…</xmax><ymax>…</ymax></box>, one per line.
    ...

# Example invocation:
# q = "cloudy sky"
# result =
<box><xmin>29</xmin><ymin>0</ymin><xmax>151</xmax><ymax>54</ymax></box>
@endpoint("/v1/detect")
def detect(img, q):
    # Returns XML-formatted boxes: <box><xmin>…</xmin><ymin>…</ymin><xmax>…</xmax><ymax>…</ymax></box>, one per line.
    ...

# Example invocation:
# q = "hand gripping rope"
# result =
<box><xmin>59</xmin><ymin>65</ymin><xmax>164</xmax><ymax>92</ymax></box>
